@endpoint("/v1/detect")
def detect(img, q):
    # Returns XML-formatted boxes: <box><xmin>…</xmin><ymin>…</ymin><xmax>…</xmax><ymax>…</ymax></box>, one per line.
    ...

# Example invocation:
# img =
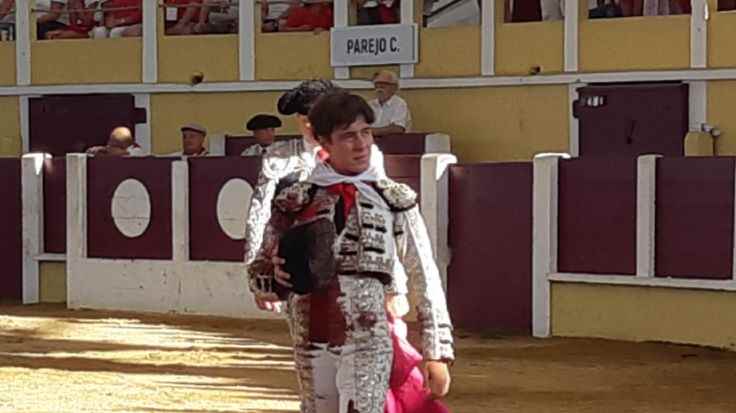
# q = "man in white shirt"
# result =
<box><xmin>368</xmin><ymin>70</ymin><xmax>412</xmax><ymax>137</ymax></box>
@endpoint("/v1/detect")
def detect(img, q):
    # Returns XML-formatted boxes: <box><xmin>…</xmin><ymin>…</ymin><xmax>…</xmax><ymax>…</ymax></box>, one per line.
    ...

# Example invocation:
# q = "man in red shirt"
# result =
<box><xmin>281</xmin><ymin>0</ymin><xmax>333</xmax><ymax>32</ymax></box>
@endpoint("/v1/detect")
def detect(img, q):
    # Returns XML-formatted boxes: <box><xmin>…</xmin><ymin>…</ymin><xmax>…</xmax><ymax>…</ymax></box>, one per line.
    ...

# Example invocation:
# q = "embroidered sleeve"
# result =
<box><xmin>397</xmin><ymin>206</ymin><xmax>455</xmax><ymax>361</ymax></box>
<box><xmin>376</xmin><ymin>179</ymin><xmax>418</xmax><ymax>212</ymax></box>
<box><xmin>243</xmin><ymin>168</ymin><xmax>280</xmax><ymax>292</ymax></box>
<box><xmin>245</xmin><ymin>202</ymin><xmax>295</xmax><ymax>294</ymax></box>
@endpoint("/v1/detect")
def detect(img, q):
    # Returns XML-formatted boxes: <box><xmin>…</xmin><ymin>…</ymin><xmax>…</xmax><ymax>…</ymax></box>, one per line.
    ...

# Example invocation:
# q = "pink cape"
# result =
<box><xmin>384</xmin><ymin>317</ymin><xmax>450</xmax><ymax>413</ymax></box>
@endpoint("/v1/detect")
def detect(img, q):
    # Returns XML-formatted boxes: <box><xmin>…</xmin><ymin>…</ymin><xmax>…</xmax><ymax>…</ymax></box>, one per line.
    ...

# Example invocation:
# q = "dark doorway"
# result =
<box><xmin>29</xmin><ymin>94</ymin><xmax>146</xmax><ymax>157</ymax></box>
<box><xmin>575</xmin><ymin>83</ymin><xmax>689</xmax><ymax>158</ymax></box>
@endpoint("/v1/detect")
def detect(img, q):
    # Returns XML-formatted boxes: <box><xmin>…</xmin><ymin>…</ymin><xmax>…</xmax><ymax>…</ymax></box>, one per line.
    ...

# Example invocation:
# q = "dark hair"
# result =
<box><xmin>308</xmin><ymin>93</ymin><xmax>375</xmax><ymax>140</ymax></box>
<box><xmin>277</xmin><ymin>79</ymin><xmax>342</xmax><ymax>116</ymax></box>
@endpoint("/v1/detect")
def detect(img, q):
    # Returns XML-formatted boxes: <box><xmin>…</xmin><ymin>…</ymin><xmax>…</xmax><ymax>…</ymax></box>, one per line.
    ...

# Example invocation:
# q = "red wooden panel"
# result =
<box><xmin>384</xmin><ymin>155</ymin><xmax>421</xmax><ymax>194</ymax></box>
<box><xmin>718</xmin><ymin>0</ymin><xmax>736</xmax><ymax>11</ymax></box>
<box><xmin>226</xmin><ymin>134</ymin><xmax>431</xmax><ymax>156</ymax></box>
<box><xmin>656</xmin><ymin>158</ymin><xmax>735</xmax><ymax>279</ymax></box>
<box><xmin>0</xmin><ymin>159</ymin><xmax>22</xmax><ymax>301</ymax></box>
<box><xmin>189</xmin><ymin>157</ymin><xmax>263</xmax><ymax>261</ymax></box>
<box><xmin>577</xmin><ymin>83</ymin><xmax>688</xmax><ymax>158</ymax></box>
<box><xmin>558</xmin><ymin>158</ymin><xmax>637</xmax><ymax>275</ymax></box>
<box><xmin>30</xmin><ymin>94</ymin><xmax>143</xmax><ymax>157</ymax></box>
<box><xmin>43</xmin><ymin>158</ymin><xmax>66</xmax><ymax>254</ymax></box>
<box><xmin>374</xmin><ymin>133</ymin><xmax>428</xmax><ymax>155</ymax></box>
<box><xmin>447</xmin><ymin>163</ymin><xmax>532</xmax><ymax>333</ymax></box>
<box><xmin>225</xmin><ymin>135</ymin><xmax>300</xmax><ymax>156</ymax></box>
<box><xmin>87</xmin><ymin>158</ymin><xmax>173</xmax><ymax>260</ymax></box>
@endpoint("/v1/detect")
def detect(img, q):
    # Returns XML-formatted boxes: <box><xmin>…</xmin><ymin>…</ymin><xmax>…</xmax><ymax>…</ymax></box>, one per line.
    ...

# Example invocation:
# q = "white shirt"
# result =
<box><xmin>265</xmin><ymin>0</ymin><xmax>291</xmax><ymax>20</ymax></box>
<box><xmin>369</xmin><ymin>95</ymin><xmax>412</xmax><ymax>131</ymax></box>
<box><xmin>241</xmin><ymin>144</ymin><xmax>270</xmax><ymax>157</ymax></box>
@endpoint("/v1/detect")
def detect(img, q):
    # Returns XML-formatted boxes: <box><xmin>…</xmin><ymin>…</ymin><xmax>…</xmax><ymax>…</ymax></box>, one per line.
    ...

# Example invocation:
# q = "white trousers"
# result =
<box><xmin>302</xmin><ymin>343</ymin><xmax>392</xmax><ymax>413</ymax></box>
<box><xmin>288</xmin><ymin>276</ymin><xmax>393</xmax><ymax>413</ymax></box>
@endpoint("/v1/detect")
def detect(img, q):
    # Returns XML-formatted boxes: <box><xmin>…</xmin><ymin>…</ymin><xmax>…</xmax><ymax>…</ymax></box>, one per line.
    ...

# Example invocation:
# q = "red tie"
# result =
<box><xmin>327</xmin><ymin>183</ymin><xmax>357</xmax><ymax>220</ymax></box>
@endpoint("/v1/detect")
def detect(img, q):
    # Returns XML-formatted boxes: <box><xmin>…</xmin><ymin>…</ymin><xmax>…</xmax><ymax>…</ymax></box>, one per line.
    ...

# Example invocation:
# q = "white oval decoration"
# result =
<box><xmin>217</xmin><ymin>178</ymin><xmax>253</xmax><ymax>240</ymax></box>
<box><xmin>111</xmin><ymin>179</ymin><xmax>152</xmax><ymax>238</ymax></box>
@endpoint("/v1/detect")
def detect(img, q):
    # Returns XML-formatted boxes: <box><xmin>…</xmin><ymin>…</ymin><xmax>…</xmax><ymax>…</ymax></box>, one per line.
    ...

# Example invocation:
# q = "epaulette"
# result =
<box><xmin>375</xmin><ymin>179</ymin><xmax>418</xmax><ymax>212</ymax></box>
<box><xmin>274</xmin><ymin>181</ymin><xmax>316</xmax><ymax>213</ymax></box>
<box><xmin>261</xmin><ymin>140</ymin><xmax>302</xmax><ymax>179</ymax></box>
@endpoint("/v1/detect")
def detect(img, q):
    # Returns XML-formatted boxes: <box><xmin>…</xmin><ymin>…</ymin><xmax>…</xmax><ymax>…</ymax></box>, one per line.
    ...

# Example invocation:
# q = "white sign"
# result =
<box><xmin>331</xmin><ymin>24</ymin><xmax>418</xmax><ymax>67</ymax></box>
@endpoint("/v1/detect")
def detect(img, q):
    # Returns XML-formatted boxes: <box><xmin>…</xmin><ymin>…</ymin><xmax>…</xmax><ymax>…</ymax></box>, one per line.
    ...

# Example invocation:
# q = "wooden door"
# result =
<box><xmin>576</xmin><ymin>83</ymin><xmax>689</xmax><ymax>158</ymax></box>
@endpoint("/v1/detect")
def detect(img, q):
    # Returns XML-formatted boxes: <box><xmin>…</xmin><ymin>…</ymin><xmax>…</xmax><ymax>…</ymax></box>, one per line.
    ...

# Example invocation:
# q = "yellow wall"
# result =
<box><xmin>150</xmin><ymin>86</ymin><xmax>568</xmax><ymax>161</ymax></box>
<box><xmin>39</xmin><ymin>262</ymin><xmax>66</xmax><ymax>303</ymax></box>
<box><xmin>707</xmin><ymin>80</ymin><xmax>736</xmax><ymax>156</ymax></box>
<box><xmin>414</xmin><ymin>26</ymin><xmax>481</xmax><ymax>78</ymax></box>
<box><xmin>158</xmin><ymin>35</ymin><xmax>239</xmax><ymax>83</ymax></box>
<box><xmin>402</xmin><ymin>85</ymin><xmax>569</xmax><ymax>161</ymax></box>
<box><xmin>0</xmin><ymin>43</ymin><xmax>15</xmax><ymax>85</ymax></box>
<box><xmin>31</xmin><ymin>39</ymin><xmax>142</xmax><ymax>85</ymax></box>
<box><xmin>552</xmin><ymin>282</ymin><xmax>736</xmax><ymax>350</ymax></box>
<box><xmin>579</xmin><ymin>13</ymin><xmax>690</xmax><ymax>72</ymax></box>
<box><xmin>495</xmin><ymin>2</ymin><xmax>564</xmax><ymax>75</ymax></box>
<box><xmin>708</xmin><ymin>2</ymin><xmax>736</xmax><ymax>68</ymax></box>
<box><xmin>351</xmin><ymin>65</ymin><xmax>400</xmax><ymax>81</ymax></box>
<box><xmin>0</xmin><ymin>96</ymin><xmax>20</xmax><ymax>156</ymax></box>
<box><xmin>255</xmin><ymin>32</ymin><xmax>332</xmax><ymax>80</ymax></box>
<box><xmin>150</xmin><ymin>92</ymin><xmax>299</xmax><ymax>154</ymax></box>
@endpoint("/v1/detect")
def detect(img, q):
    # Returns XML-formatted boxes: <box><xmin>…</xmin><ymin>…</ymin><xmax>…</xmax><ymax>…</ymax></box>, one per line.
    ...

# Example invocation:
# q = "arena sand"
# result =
<box><xmin>1</xmin><ymin>304</ymin><xmax>735</xmax><ymax>413</ymax></box>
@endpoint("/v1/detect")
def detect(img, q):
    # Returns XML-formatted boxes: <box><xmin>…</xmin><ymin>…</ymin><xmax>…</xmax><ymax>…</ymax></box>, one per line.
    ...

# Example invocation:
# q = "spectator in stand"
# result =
<box><xmin>166</xmin><ymin>123</ymin><xmax>210</xmax><ymax>157</ymax></box>
<box><xmin>86</xmin><ymin>126</ymin><xmax>146</xmax><ymax>157</ymax></box>
<box><xmin>46</xmin><ymin>0</ymin><xmax>98</xmax><ymax>39</ymax></box>
<box><xmin>368</xmin><ymin>70</ymin><xmax>412</xmax><ymax>137</ymax></box>
<box><xmin>540</xmin><ymin>0</ymin><xmax>563</xmax><ymax>20</ymax></box>
<box><xmin>193</xmin><ymin>0</ymin><xmax>238</xmax><ymax>34</ymax></box>
<box><xmin>165</xmin><ymin>0</ymin><xmax>208</xmax><ymax>35</ymax></box>
<box><xmin>281</xmin><ymin>0</ymin><xmax>332</xmax><ymax>33</ymax></box>
<box><xmin>0</xmin><ymin>0</ymin><xmax>13</xmax><ymax>41</ymax></box>
<box><xmin>0</xmin><ymin>0</ymin><xmax>14</xmax><ymax>23</ymax></box>
<box><xmin>261</xmin><ymin>0</ymin><xmax>296</xmax><ymax>32</ymax></box>
<box><xmin>241</xmin><ymin>114</ymin><xmax>282</xmax><ymax>156</ymax></box>
<box><xmin>91</xmin><ymin>0</ymin><xmax>141</xmax><ymax>38</ymax></box>
<box><xmin>589</xmin><ymin>0</ymin><xmax>690</xmax><ymax>18</ymax></box>
<box><xmin>355</xmin><ymin>0</ymin><xmax>398</xmax><ymax>25</ymax></box>
<box><xmin>36</xmin><ymin>0</ymin><xmax>69</xmax><ymax>40</ymax></box>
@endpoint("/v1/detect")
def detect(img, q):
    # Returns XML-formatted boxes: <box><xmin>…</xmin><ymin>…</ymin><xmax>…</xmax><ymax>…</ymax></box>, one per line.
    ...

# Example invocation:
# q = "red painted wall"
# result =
<box><xmin>656</xmin><ymin>158</ymin><xmax>735</xmax><ymax>279</ymax></box>
<box><xmin>43</xmin><ymin>158</ymin><xmax>66</xmax><ymax>254</ymax></box>
<box><xmin>383</xmin><ymin>155</ymin><xmax>421</xmax><ymax>195</ymax></box>
<box><xmin>87</xmin><ymin>158</ymin><xmax>173</xmax><ymax>260</ymax></box>
<box><xmin>189</xmin><ymin>157</ymin><xmax>262</xmax><ymax>261</ymax></box>
<box><xmin>0</xmin><ymin>159</ymin><xmax>22</xmax><ymax>301</ymax></box>
<box><xmin>225</xmin><ymin>134</ymin><xmax>432</xmax><ymax>156</ymax></box>
<box><xmin>557</xmin><ymin>158</ymin><xmax>637</xmax><ymax>275</ymax></box>
<box><xmin>447</xmin><ymin>162</ymin><xmax>532</xmax><ymax>333</ymax></box>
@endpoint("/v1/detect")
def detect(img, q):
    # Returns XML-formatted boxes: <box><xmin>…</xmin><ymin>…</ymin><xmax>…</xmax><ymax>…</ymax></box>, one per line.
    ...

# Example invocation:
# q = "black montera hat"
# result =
<box><xmin>246</xmin><ymin>114</ymin><xmax>282</xmax><ymax>131</ymax></box>
<box><xmin>277</xmin><ymin>79</ymin><xmax>342</xmax><ymax>116</ymax></box>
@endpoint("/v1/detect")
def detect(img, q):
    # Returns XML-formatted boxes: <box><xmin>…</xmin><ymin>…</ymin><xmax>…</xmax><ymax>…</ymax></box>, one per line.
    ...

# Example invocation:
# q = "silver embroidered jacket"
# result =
<box><xmin>246</xmin><ymin>179</ymin><xmax>455</xmax><ymax>362</ymax></box>
<box><xmin>243</xmin><ymin>138</ymin><xmax>317</xmax><ymax>293</ymax></box>
<box><xmin>242</xmin><ymin>139</ymin><xmax>406</xmax><ymax>294</ymax></box>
